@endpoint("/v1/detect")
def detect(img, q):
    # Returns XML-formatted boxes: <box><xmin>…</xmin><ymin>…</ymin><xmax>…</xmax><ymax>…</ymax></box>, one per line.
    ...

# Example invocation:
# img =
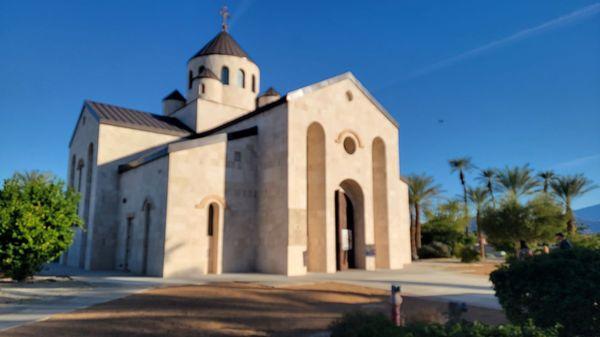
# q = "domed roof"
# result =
<box><xmin>190</xmin><ymin>31</ymin><xmax>251</xmax><ymax>61</ymax></box>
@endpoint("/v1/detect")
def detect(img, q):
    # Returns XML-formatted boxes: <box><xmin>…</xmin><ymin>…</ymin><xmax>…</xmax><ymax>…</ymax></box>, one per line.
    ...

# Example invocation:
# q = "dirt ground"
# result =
<box><xmin>2</xmin><ymin>282</ymin><xmax>506</xmax><ymax>337</ymax></box>
<box><xmin>418</xmin><ymin>258</ymin><xmax>504</xmax><ymax>276</ymax></box>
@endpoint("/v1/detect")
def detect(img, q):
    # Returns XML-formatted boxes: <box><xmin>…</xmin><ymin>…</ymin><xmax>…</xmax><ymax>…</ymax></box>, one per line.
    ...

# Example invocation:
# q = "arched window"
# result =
<box><xmin>208</xmin><ymin>203</ymin><xmax>215</xmax><ymax>236</ymax></box>
<box><xmin>251</xmin><ymin>75</ymin><xmax>256</xmax><ymax>93</ymax></box>
<box><xmin>188</xmin><ymin>70</ymin><xmax>193</xmax><ymax>89</ymax></box>
<box><xmin>221</xmin><ymin>66</ymin><xmax>229</xmax><ymax>85</ymax></box>
<box><xmin>198</xmin><ymin>65</ymin><xmax>205</xmax><ymax>74</ymax></box>
<box><xmin>201</xmin><ymin>84</ymin><xmax>206</xmax><ymax>94</ymax></box>
<box><xmin>237</xmin><ymin>69</ymin><xmax>245</xmax><ymax>88</ymax></box>
<box><xmin>142</xmin><ymin>200</ymin><xmax>152</xmax><ymax>275</ymax></box>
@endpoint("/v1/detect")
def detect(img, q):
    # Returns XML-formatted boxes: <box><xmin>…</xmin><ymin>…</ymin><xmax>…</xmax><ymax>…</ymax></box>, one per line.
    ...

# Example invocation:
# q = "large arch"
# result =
<box><xmin>79</xmin><ymin>143</ymin><xmax>94</xmax><ymax>268</ymax></box>
<box><xmin>336</xmin><ymin>179</ymin><xmax>366</xmax><ymax>270</ymax></box>
<box><xmin>372</xmin><ymin>137</ymin><xmax>390</xmax><ymax>268</ymax></box>
<box><xmin>306</xmin><ymin>122</ymin><xmax>327</xmax><ymax>272</ymax></box>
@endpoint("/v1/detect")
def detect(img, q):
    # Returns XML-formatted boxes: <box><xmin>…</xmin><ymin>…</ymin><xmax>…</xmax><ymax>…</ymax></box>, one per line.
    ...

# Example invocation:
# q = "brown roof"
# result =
<box><xmin>190</xmin><ymin>31</ymin><xmax>251</xmax><ymax>61</ymax></box>
<box><xmin>198</xmin><ymin>67</ymin><xmax>219</xmax><ymax>80</ymax></box>
<box><xmin>163</xmin><ymin>90</ymin><xmax>185</xmax><ymax>101</ymax></box>
<box><xmin>86</xmin><ymin>100</ymin><xmax>193</xmax><ymax>136</ymax></box>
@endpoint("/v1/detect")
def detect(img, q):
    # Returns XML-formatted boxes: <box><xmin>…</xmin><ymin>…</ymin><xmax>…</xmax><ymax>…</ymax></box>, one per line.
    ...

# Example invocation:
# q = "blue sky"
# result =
<box><xmin>1</xmin><ymin>1</ymin><xmax>599</xmax><ymax>209</ymax></box>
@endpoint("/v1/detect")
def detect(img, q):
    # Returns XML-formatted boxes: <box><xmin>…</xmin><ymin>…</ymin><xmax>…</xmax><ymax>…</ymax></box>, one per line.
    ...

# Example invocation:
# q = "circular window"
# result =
<box><xmin>343</xmin><ymin>137</ymin><xmax>356</xmax><ymax>154</ymax></box>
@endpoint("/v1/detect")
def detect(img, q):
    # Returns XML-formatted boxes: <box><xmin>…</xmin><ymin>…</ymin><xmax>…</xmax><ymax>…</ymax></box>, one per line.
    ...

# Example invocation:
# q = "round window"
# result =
<box><xmin>343</xmin><ymin>137</ymin><xmax>356</xmax><ymax>154</ymax></box>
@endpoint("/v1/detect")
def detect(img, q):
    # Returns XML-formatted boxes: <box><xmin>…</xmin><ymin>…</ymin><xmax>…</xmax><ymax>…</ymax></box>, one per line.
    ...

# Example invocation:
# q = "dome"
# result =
<box><xmin>189</xmin><ymin>31</ymin><xmax>251</xmax><ymax>61</ymax></box>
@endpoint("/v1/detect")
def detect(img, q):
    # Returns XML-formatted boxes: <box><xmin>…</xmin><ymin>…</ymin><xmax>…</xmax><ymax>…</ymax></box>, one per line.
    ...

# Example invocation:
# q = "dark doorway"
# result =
<box><xmin>335</xmin><ymin>190</ymin><xmax>356</xmax><ymax>270</ymax></box>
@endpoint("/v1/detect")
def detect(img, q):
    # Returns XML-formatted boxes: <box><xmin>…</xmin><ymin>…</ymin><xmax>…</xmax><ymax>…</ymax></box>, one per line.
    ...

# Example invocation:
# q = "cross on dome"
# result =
<box><xmin>220</xmin><ymin>6</ymin><xmax>230</xmax><ymax>32</ymax></box>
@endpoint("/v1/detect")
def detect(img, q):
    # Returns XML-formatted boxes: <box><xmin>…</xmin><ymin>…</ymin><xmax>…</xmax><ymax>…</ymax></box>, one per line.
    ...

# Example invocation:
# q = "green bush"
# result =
<box><xmin>458</xmin><ymin>245</ymin><xmax>481</xmax><ymax>263</ymax></box>
<box><xmin>0</xmin><ymin>172</ymin><xmax>82</xmax><ymax>281</ymax></box>
<box><xmin>329</xmin><ymin>311</ymin><xmax>560</xmax><ymax>337</ymax></box>
<box><xmin>571</xmin><ymin>233</ymin><xmax>600</xmax><ymax>249</ymax></box>
<box><xmin>490</xmin><ymin>248</ymin><xmax>600</xmax><ymax>337</ymax></box>
<box><xmin>418</xmin><ymin>241</ymin><xmax>452</xmax><ymax>259</ymax></box>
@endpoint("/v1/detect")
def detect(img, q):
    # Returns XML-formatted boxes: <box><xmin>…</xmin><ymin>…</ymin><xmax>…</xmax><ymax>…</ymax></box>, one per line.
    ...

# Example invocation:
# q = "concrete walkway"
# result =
<box><xmin>0</xmin><ymin>261</ymin><xmax>498</xmax><ymax>332</ymax></box>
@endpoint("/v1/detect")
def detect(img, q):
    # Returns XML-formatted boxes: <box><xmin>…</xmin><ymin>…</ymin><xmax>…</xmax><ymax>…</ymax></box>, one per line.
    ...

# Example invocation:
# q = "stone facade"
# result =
<box><xmin>62</xmin><ymin>27</ymin><xmax>411</xmax><ymax>277</ymax></box>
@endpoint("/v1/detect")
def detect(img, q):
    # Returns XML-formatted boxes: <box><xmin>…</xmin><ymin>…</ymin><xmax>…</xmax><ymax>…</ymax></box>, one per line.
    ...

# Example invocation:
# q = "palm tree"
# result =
<box><xmin>538</xmin><ymin>170</ymin><xmax>556</xmax><ymax>194</ymax></box>
<box><xmin>551</xmin><ymin>174</ymin><xmax>597</xmax><ymax>234</ymax></box>
<box><xmin>407</xmin><ymin>174</ymin><xmax>441</xmax><ymax>258</ymax></box>
<box><xmin>449</xmin><ymin>157</ymin><xmax>474</xmax><ymax>233</ymax></box>
<box><xmin>477</xmin><ymin>169</ymin><xmax>496</xmax><ymax>207</ymax></box>
<box><xmin>495</xmin><ymin>165</ymin><xmax>539</xmax><ymax>199</ymax></box>
<box><xmin>467</xmin><ymin>187</ymin><xmax>489</xmax><ymax>259</ymax></box>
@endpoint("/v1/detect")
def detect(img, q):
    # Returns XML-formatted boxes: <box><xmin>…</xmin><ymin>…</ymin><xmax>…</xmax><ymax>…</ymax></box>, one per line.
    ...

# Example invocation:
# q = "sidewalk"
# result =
<box><xmin>0</xmin><ymin>261</ymin><xmax>499</xmax><ymax>332</ymax></box>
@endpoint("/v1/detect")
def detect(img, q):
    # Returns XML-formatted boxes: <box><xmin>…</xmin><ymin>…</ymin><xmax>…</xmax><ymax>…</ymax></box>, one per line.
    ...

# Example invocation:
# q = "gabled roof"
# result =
<box><xmin>190</xmin><ymin>31</ymin><xmax>251</xmax><ymax>61</ymax></box>
<box><xmin>86</xmin><ymin>100</ymin><xmax>193</xmax><ymax>136</ymax></box>
<box><xmin>261</xmin><ymin>87</ymin><xmax>281</xmax><ymax>97</ymax></box>
<box><xmin>163</xmin><ymin>90</ymin><xmax>185</xmax><ymax>102</ymax></box>
<box><xmin>198</xmin><ymin>67</ymin><xmax>219</xmax><ymax>80</ymax></box>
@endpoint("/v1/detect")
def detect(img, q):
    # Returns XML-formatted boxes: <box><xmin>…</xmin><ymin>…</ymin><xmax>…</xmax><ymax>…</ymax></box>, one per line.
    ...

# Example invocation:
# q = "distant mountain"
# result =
<box><xmin>575</xmin><ymin>204</ymin><xmax>600</xmax><ymax>233</ymax></box>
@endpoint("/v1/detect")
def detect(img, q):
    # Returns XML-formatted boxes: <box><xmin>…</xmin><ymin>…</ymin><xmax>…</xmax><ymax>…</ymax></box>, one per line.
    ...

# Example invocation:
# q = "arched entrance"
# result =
<box><xmin>335</xmin><ymin>179</ymin><xmax>365</xmax><ymax>271</ymax></box>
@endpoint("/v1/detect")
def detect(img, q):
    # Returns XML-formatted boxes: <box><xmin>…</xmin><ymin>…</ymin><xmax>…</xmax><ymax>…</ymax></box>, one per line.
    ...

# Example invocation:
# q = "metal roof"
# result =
<box><xmin>163</xmin><ymin>90</ymin><xmax>185</xmax><ymax>101</ymax></box>
<box><xmin>190</xmin><ymin>31</ymin><xmax>251</xmax><ymax>61</ymax></box>
<box><xmin>86</xmin><ymin>100</ymin><xmax>193</xmax><ymax>136</ymax></box>
<box><xmin>198</xmin><ymin>67</ymin><xmax>219</xmax><ymax>80</ymax></box>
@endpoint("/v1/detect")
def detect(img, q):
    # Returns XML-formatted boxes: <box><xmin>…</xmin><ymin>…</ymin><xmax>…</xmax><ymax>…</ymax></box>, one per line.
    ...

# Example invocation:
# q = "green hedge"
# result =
<box><xmin>418</xmin><ymin>241</ymin><xmax>452</xmax><ymax>259</ymax></box>
<box><xmin>490</xmin><ymin>248</ymin><xmax>600</xmax><ymax>337</ymax></box>
<box><xmin>329</xmin><ymin>311</ymin><xmax>559</xmax><ymax>337</ymax></box>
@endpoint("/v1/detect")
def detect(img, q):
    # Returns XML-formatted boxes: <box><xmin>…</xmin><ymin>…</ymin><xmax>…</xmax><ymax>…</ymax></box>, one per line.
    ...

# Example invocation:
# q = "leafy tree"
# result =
<box><xmin>448</xmin><ymin>157</ymin><xmax>474</xmax><ymax>233</ymax></box>
<box><xmin>550</xmin><ymin>174</ymin><xmax>597</xmax><ymax>234</ymax></box>
<box><xmin>537</xmin><ymin>170</ymin><xmax>556</xmax><ymax>194</ymax></box>
<box><xmin>480</xmin><ymin>195</ymin><xmax>564</xmax><ymax>255</ymax></box>
<box><xmin>467</xmin><ymin>186</ymin><xmax>489</xmax><ymax>259</ymax></box>
<box><xmin>477</xmin><ymin>168</ymin><xmax>496</xmax><ymax>207</ymax></box>
<box><xmin>0</xmin><ymin>172</ymin><xmax>82</xmax><ymax>281</ymax></box>
<box><xmin>407</xmin><ymin>174</ymin><xmax>441</xmax><ymax>257</ymax></box>
<box><xmin>422</xmin><ymin>199</ymin><xmax>469</xmax><ymax>251</ymax></box>
<box><xmin>495</xmin><ymin>165</ymin><xmax>539</xmax><ymax>199</ymax></box>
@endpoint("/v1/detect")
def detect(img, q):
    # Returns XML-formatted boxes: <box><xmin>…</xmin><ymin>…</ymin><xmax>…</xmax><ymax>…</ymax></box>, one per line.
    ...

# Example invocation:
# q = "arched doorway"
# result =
<box><xmin>207</xmin><ymin>203</ymin><xmax>220</xmax><ymax>274</ymax></box>
<box><xmin>335</xmin><ymin>179</ymin><xmax>365</xmax><ymax>271</ymax></box>
<box><xmin>306</xmin><ymin>122</ymin><xmax>326</xmax><ymax>272</ymax></box>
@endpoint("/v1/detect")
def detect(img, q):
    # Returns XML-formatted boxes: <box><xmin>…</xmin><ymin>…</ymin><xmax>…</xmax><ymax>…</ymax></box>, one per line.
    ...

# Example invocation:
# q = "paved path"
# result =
<box><xmin>0</xmin><ymin>261</ymin><xmax>498</xmax><ymax>332</ymax></box>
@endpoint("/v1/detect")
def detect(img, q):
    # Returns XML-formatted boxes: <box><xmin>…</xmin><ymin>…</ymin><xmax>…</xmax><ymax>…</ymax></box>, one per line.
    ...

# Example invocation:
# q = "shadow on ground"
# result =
<box><xmin>1</xmin><ymin>282</ymin><xmax>506</xmax><ymax>337</ymax></box>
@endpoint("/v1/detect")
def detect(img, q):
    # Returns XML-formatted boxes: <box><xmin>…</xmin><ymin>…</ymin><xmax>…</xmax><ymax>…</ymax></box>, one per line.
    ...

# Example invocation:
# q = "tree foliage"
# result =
<box><xmin>550</xmin><ymin>174</ymin><xmax>597</xmax><ymax>234</ymax></box>
<box><xmin>422</xmin><ymin>200</ymin><xmax>469</xmax><ymax>251</ymax></box>
<box><xmin>491</xmin><ymin>248</ymin><xmax>600</xmax><ymax>337</ymax></box>
<box><xmin>479</xmin><ymin>195</ymin><xmax>564</xmax><ymax>254</ymax></box>
<box><xmin>0</xmin><ymin>172</ymin><xmax>82</xmax><ymax>281</ymax></box>
<box><xmin>495</xmin><ymin>165</ymin><xmax>539</xmax><ymax>199</ymax></box>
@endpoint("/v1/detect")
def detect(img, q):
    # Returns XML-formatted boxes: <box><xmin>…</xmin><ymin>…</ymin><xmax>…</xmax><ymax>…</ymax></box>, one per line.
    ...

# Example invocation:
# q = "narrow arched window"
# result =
<box><xmin>221</xmin><ymin>66</ymin><xmax>229</xmax><ymax>85</ymax></box>
<box><xmin>251</xmin><ymin>75</ymin><xmax>256</xmax><ymax>93</ymax></box>
<box><xmin>188</xmin><ymin>70</ymin><xmax>193</xmax><ymax>89</ymax></box>
<box><xmin>198</xmin><ymin>65</ymin><xmax>205</xmax><ymax>75</ymax></box>
<box><xmin>237</xmin><ymin>69</ymin><xmax>245</xmax><ymax>88</ymax></box>
<box><xmin>201</xmin><ymin>84</ymin><xmax>206</xmax><ymax>94</ymax></box>
<box><xmin>208</xmin><ymin>204</ymin><xmax>215</xmax><ymax>236</ymax></box>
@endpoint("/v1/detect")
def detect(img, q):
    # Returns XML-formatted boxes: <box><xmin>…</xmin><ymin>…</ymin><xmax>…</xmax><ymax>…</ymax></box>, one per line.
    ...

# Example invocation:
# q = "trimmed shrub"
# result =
<box><xmin>418</xmin><ymin>241</ymin><xmax>452</xmax><ymax>259</ymax></box>
<box><xmin>329</xmin><ymin>311</ymin><xmax>560</xmax><ymax>337</ymax></box>
<box><xmin>458</xmin><ymin>245</ymin><xmax>481</xmax><ymax>263</ymax></box>
<box><xmin>490</xmin><ymin>248</ymin><xmax>600</xmax><ymax>337</ymax></box>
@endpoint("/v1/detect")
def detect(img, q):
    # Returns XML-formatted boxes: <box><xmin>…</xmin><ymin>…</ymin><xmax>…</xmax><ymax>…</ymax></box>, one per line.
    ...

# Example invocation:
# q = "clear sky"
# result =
<box><xmin>1</xmin><ymin>1</ymin><xmax>599</xmax><ymax>209</ymax></box>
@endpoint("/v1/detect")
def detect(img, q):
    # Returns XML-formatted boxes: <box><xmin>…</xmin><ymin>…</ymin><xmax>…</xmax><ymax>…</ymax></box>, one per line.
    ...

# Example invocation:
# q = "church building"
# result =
<box><xmin>63</xmin><ymin>11</ymin><xmax>412</xmax><ymax>277</ymax></box>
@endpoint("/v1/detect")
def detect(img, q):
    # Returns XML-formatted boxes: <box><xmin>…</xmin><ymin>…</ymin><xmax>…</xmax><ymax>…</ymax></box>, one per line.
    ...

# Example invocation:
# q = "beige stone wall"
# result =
<box><xmin>287</xmin><ymin>77</ymin><xmax>411</xmax><ymax>274</ymax></box>
<box><xmin>187</xmin><ymin>54</ymin><xmax>259</xmax><ymax>111</ymax></box>
<box><xmin>89</xmin><ymin>124</ymin><xmax>180</xmax><ymax>270</ymax></box>
<box><xmin>63</xmin><ymin>107</ymin><xmax>99</xmax><ymax>268</ymax></box>
<box><xmin>211</xmin><ymin>104</ymin><xmax>290</xmax><ymax>274</ymax></box>
<box><xmin>163</xmin><ymin>135</ymin><xmax>228</xmax><ymax>277</ymax></box>
<box><xmin>116</xmin><ymin>156</ymin><xmax>169</xmax><ymax>276</ymax></box>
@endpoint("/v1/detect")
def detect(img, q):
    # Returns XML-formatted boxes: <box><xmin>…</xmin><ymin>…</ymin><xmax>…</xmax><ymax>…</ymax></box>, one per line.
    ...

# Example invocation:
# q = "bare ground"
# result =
<box><xmin>1</xmin><ymin>282</ymin><xmax>506</xmax><ymax>337</ymax></box>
